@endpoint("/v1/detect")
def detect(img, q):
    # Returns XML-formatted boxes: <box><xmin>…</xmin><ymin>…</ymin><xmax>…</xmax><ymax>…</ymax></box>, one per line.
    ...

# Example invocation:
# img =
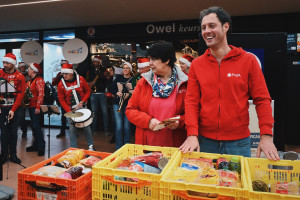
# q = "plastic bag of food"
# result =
<box><xmin>218</xmin><ymin>170</ymin><xmax>241</xmax><ymax>188</ymax></box>
<box><xmin>79</xmin><ymin>156</ymin><xmax>101</xmax><ymax>167</ymax></box>
<box><xmin>58</xmin><ymin>172</ymin><xmax>72</xmax><ymax>179</ymax></box>
<box><xmin>65</xmin><ymin>149</ymin><xmax>85</xmax><ymax>160</ymax></box>
<box><xmin>180</xmin><ymin>158</ymin><xmax>213</xmax><ymax>169</ymax></box>
<box><xmin>32</xmin><ymin>166</ymin><xmax>67</xmax><ymax>177</ymax></box>
<box><xmin>270</xmin><ymin>182</ymin><xmax>299</xmax><ymax>195</ymax></box>
<box><xmin>58</xmin><ymin>154</ymin><xmax>80</xmax><ymax>166</ymax></box>
<box><xmin>195</xmin><ymin>168</ymin><xmax>220</xmax><ymax>186</ymax></box>
<box><xmin>169</xmin><ymin>168</ymin><xmax>199</xmax><ymax>183</ymax></box>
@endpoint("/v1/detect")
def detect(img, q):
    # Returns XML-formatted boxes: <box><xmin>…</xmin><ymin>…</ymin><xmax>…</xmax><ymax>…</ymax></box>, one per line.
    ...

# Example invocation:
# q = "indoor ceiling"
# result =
<box><xmin>1</xmin><ymin>0</ymin><xmax>300</xmax><ymax>33</ymax></box>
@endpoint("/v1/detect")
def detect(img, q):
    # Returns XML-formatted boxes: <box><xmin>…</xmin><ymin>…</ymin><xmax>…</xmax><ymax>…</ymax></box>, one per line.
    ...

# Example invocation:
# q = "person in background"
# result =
<box><xmin>0</xmin><ymin>53</ymin><xmax>26</xmax><ymax>164</ymax></box>
<box><xmin>111</xmin><ymin>62</ymin><xmax>133</xmax><ymax>150</ymax></box>
<box><xmin>126</xmin><ymin>42</ymin><xmax>188</xmax><ymax>147</ymax></box>
<box><xmin>180</xmin><ymin>7</ymin><xmax>279</xmax><ymax>160</ymax></box>
<box><xmin>18</xmin><ymin>62</ymin><xmax>30</xmax><ymax>138</ymax></box>
<box><xmin>179</xmin><ymin>54</ymin><xmax>194</xmax><ymax>75</ymax></box>
<box><xmin>86</xmin><ymin>56</ymin><xmax>110</xmax><ymax>135</ymax></box>
<box><xmin>132</xmin><ymin>58</ymin><xmax>151</xmax><ymax>88</ymax></box>
<box><xmin>53</xmin><ymin>60</ymin><xmax>68</xmax><ymax>138</ymax></box>
<box><xmin>57</xmin><ymin>63</ymin><xmax>95</xmax><ymax>150</ymax></box>
<box><xmin>25</xmin><ymin>63</ymin><xmax>46</xmax><ymax>156</ymax></box>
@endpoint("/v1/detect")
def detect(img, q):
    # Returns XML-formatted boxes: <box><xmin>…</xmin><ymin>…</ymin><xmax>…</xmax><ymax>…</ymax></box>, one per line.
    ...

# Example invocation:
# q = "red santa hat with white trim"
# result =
<box><xmin>137</xmin><ymin>58</ymin><xmax>150</xmax><ymax>68</ymax></box>
<box><xmin>92</xmin><ymin>56</ymin><xmax>102</xmax><ymax>62</ymax></box>
<box><xmin>61</xmin><ymin>63</ymin><xmax>74</xmax><ymax>74</ymax></box>
<box><xmin>2</xmin><ymin>53</ymin><xmax>17</xmax><ymax>66</ymax></box>
<box><xmin>179</xmin><ymin>54</ymin><xmax>194</xmax><ymax>67</ymax></box>
<box><xmin>18</xmin><ymin>62</ymin><xmax>26</xmax><ymax>68</ymax></box>
<box><xmin>30</xmin><ymin>63</ymin><xmax>42</xmax><ymax>75</ymax></box>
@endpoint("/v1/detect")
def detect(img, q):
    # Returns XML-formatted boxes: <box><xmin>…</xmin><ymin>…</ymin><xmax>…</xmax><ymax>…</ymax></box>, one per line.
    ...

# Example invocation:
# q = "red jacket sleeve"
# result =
<box><xmin>80</xmin><ymin>76</ymin><xmax>91</xmax><ymax>103</ymax></box>
<box><xmin>57</xmin><ymin>81</ymin><xmax>71</xmax><ymax>112</ymax></box>
<box><xmin>126</xmin><ymin>79</ymin><xmax>153</xmax><ymax>129</ymax></box>
<box><xmin>12</xmin><ymin>74</ymin><xmax>26</xmax><ymax>112</ymax></box>
<box><xmin>248</xmin><ymin>54</ymin><xmax>274</xmax><ymax>136</ymax></box>
<box><xmin>184</xmin><ymin>62</ymin><xmax>201</xmax><ymax>136</ymax></box>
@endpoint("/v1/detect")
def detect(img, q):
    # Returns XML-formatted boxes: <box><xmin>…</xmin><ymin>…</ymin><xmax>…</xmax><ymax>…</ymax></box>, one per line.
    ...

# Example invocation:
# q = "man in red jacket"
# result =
<box><xmin>180</xmin><ymin>7</ymin><xmax>279</xmax><ymax>160</ymax></box>
<box><xmin>0</xmin><ymin>53</ymin><xmax>26</xmax><ymax>164</ymax></box>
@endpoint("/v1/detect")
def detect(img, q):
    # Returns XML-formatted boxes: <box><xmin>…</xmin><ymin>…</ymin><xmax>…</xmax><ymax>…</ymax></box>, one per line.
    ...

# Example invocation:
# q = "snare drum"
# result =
<box><xmin>71</xmin><ymin>108</ymin><xmax>93</xmax><ymax>128</ymax></box>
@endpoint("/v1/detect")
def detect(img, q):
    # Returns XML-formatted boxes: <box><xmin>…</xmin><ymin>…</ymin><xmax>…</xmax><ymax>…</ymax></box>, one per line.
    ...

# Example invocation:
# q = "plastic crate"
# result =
<box><xmin>92</xmin><ymin>144</ymin><xmax>179</xmax><ymax>200</ymax></box>
<box><xmin>18</xmin><ymin>148</ymin><xmax>111</xmax><ymax>200</ymax></box>
<box><xmin>245</xmin><ymin>157</ymin><xmax>300</xmax><ymax>200</ymax></box>
<box><xmin>160</xmin><ymin>151</ymin><xmax>249</xmax><ymax>200</ymax></box>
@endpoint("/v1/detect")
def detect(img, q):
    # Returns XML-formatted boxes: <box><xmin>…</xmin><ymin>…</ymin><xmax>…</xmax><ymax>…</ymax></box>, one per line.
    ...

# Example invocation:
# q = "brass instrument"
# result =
<box><xmin>21</xmin><ymin>86</ymin><xmax>33</xmax><ymax>107</ymax></box>
<box><xmin>117</xmin><ymin>92</ymin><xmax>126</xmax><ymax>112</ymax></box>
<box><xmin>90</xmin><ymin>67</ymin><xmax>101</xmax><ymax>93</ymax></box>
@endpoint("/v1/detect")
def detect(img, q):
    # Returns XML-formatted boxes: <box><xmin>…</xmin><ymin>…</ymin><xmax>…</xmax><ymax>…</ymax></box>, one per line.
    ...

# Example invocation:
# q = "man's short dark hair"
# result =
<box><xmin>146</xmin><ymin>41</ymin><xmax>176</xmax><ymax>67</ymax></box>
<box><xmin>199</xmin><ymin>6</ymin><xmax>232</xmax><ymax>34</ymax></box>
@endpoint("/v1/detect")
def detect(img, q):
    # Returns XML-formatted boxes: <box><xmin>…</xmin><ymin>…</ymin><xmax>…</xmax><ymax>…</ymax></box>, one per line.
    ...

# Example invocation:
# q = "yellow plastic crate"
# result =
<box><xmin>160</xmin><ymin>151</ymin><xmax>249</xmax><ymax>200</ymax></box>
<box><xmin>92</xmin><ymin>144</ymin><xmax>179</xmax><ymax>200</ymax></box>
<box><xmin>245</xmin><ymin>157</ymin><xmax>300</xmax><ymax>200</ymax></box>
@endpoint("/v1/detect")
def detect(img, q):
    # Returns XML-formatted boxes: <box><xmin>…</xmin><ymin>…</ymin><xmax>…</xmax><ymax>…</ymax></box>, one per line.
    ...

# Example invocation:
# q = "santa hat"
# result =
<box><xmin>179</xmin><ymin>54</ymin><xmax>194</xmax><ymax>67</ymax></box>
<box><xmin>61</xmin><ymin>63</ymin><xmax>73</xmax><ymax>74</ymax></box>
<box><xmin>2</xmin><ymin>53</ymin><xmax>17</xmax><ymax>66</ymax></box>
<box><xmin>92</xmin><ymin>56</ymin><xmax>102</xmax><ymax>62</ymax></box>
<box><xmin>122</xmin><ymin>62</ymin><xmax>132</xmax><ymax>72</ymax></box>
<box><xmin>18</xmin><ymin>62</ymin><xmax>26</xmax><ymax>68</ymax></box>
<box><xmin>30</xmin><ymin>63</ymin><xmax>42</xmax><ymax>75</ymax></box>
<box><xmin>137</xmin><ymin>58</ymin><xmax>150</xmax><ymax>68</ymax></box>
<box><xmin>61</xmin><ymin>60</ymin><xmax>68</xmax><ymax>65</ymax></box>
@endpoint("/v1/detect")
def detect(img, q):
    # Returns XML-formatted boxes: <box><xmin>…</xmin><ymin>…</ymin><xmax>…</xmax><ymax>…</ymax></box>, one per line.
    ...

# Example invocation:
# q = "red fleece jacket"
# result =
<box><xmin>185</xmin><ymin>45</ymin><xmax>273</xmax><ymax>140</ymax></box>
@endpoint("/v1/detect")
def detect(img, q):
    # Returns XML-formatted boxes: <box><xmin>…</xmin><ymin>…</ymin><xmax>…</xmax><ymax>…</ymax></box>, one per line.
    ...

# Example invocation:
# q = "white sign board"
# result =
<box><xmin>20</xmin><ymin>41</ymin><xmax>43</xmax><ymax>64</ymax></box>
<box><xmin>62</xmin><ymin>38</ymin><xmax>88</xmax><ymax>64</ymax></box>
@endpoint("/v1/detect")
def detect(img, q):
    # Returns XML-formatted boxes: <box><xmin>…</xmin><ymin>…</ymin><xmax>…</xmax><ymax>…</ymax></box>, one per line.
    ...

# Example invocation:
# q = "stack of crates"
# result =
<box><xmin>245</xmin><ymin>157</ymin><xmax>300</xmax><ymax>200</ymax></box>
<box><xmin>18</xmin><ymin>148</ymin><xmax>111</xmax><ymax>200</ymax></box>
<box><xmin>92</xmin><ymin>144</ymin><xmax>179</xmax><ymax>200</ymax></box>
<box><xmin>160</xmin><ymin>151</ymin><xmax>249</xmax><ymax>200</ymax></box>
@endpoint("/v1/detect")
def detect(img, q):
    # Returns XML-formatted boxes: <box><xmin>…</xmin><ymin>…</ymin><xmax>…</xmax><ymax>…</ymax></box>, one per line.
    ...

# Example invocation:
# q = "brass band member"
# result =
<box><xmin>111</xmin><ymin>62</ymin><xmax>133</xmax><ymax>150</ymax></box>
<box><xmin>0</xmin><ymin>53</ymin><xmax>26</xmax><ymax>164</ymax></box>
<box><xmin>25</xmin><ymin>63</ymin><xmax>46</xmax><ymax>156</ymax></box>
<box><xmin>86</xmin><ymin>56</ymin><xmax>110</xmax><ymax>135</ymax></box>
<box><xmin>57</xmin><ymin>63</ymin><xmax>95</xmax><ymax>150</ymax></box>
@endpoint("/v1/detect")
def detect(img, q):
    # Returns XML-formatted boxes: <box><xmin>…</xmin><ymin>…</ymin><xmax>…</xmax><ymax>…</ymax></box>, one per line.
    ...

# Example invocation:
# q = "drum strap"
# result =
<box><xmin>61</xmin><ymin>72</ymin><xmax>81</xmax><ymax>107</ymax></box>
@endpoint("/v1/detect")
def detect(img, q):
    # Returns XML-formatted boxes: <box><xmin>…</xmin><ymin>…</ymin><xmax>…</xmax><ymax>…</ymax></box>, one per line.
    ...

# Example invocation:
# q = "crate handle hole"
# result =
<box><xmin>268</xmin><ymin>164</ymin><xmax>293</xmax><ymax>170</ymax></box>
<box><xmin>143</xmin><ymin>150</ymin><xmax>162</xmax><ymax>154</ymax></box>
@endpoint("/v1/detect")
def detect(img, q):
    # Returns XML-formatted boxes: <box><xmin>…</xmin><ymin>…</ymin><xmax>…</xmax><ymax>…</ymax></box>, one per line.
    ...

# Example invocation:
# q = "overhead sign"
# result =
<box><xmin>63</xmin><ymin>38</ymin><xmax>88</xmax><ymax>64</ymax></box>
<box><xmin>20</xmin><ymin>41</ymin><xmax>43</xmax><ymax>64</ymax></box>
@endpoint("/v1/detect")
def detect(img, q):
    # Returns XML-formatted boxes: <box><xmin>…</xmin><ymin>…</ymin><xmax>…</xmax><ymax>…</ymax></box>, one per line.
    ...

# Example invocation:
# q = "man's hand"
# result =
<box><xmin>179</xmin><ymin>135</ymin><xmax>200</xmax><ymax>153</ymax></box>
<box><xmin>165</xmin><ymin>121</ymin><xmax>179</xmax><ymax>130</ymax></box>
<box><xmin>76</xmin><ymin>101</ymin><xmax>85</xmax><ymax>109</ymax></box>
<box><xmin>8</xmin><ymin>110</ymin><xmax>14</xmax><ymax>120</ymax></box>
<box><xmin>148</xmin><ymin>118</ymin><xmax>160</xmax><ymax>131</ymax></box>
<box><xmin>35</xmin><ymin>109</ymin><xmax>40</xmax><ymax>115</ymax></box>
<box><xmin>257</xmin><ymin>134</ymin><xmax>280</xmax><ymax>160</ymax></box>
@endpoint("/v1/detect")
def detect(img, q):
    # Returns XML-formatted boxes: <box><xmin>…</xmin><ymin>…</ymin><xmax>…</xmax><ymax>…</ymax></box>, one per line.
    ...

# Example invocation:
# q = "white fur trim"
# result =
<box><xmin>30</xmin><ymin>63</ymin><xmax>39</xmax><ymax>73</ymax></box>
<box><xmin>138</xmin><ymin>62</ymin><xmax>150</xmax><ymax>68</ymax></box>
<box><xmin>61</xmin><ymin>68</ymin><xmax>73</xmax><ymax>73</ymax></box>
<box><xmin>93</xmin><ymin>57</ymin><xmax>101</xmax><ymax>62</ymax></box>
<box><xmin>179</xmin><ymin>57</ymin><xmax>191</xmax><ymax>67</ymax></box>
<box><xmin>2</xmin><ymin>57</ymin><xmax>16</xmax><ymax>65</ymax></box>
<box><xmin>18</xmin><ymin>63</ymin><xmax>26</xmax><ymax>68</ymax></box>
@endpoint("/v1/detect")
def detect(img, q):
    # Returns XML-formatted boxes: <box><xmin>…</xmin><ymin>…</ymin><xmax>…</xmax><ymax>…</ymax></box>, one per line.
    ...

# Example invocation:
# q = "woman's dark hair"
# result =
<box><xmin>199</xmin><ymin>6</ymin><xmax>232</xmax><ymax>34</ymax></box>
<box><xmin>146</xmin><ymin>41</ymin><xmax>176</xmax><ymax>67</ymax></box>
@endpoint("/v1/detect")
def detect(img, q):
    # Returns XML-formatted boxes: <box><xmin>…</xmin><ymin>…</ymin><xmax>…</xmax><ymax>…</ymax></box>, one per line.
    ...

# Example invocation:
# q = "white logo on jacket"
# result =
<box><xmin>227</xmin><ymin>73</ymin><xmax>241</xmax><ymax>78</ymax></box>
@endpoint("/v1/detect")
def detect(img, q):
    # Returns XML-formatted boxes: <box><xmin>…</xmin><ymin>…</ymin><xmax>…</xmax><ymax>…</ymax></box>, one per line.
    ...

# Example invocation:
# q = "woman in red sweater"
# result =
<box><xmin>126</xmin><ymin>42</ymin><xmax>188</xmax><ymax>147</ymax></box>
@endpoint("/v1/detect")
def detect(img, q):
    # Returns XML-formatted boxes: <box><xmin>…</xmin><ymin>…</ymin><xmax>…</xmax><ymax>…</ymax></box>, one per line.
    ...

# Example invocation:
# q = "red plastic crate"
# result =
<box><xmin>18</xmin><ymin>148</ymin><xmax>111</xmax><ymax>200</ymax></box>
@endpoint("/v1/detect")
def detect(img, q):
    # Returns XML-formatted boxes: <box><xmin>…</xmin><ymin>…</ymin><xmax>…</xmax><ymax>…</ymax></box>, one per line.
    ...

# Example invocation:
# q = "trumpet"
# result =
<box><xmin>117</xmin><ymin>92</ymin><xmax>126</xmax><ymax>112</ymax></box>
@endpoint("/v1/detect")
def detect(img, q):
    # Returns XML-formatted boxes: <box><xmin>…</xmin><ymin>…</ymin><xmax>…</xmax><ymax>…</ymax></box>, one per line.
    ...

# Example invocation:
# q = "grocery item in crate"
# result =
<box><xmin>218</xmin><ymin>169</ymin><xmax>241</xmax><ymax>188</ymax></box>
<box><xmin>57</xmin><ymin>154</ymin><xmax>80</xmax><ymax>166</ymax></box>
<box><xmin>135</xmin><ymin>161</ymin><xmax>162</xmax><ymax>174</ymax></box>
<box><xmin>65</xmin><ymin>149</ymin><xmax>85</xmax><ymax>160</ymax></box>
<box><xmin>131</xmin><ymin>152</ymin><xmax>164</xmax><ymax>168</ymax></box>
<box><xmin>79</xmin><ymin>156</ymin><xmax>101</xmax><ymax>167</ymax></box>
<box><xmin>195</xmin><ymin>167</ymin><xmax>220</xmax><ymax>185</ymax></box>
<box><xmin>170</xmin><ymin>167</ymin><xmax>199</xmax><ymax>182</ymax></box>
<box><xmin>180</xmin><ymin>157</ymin><xmax>213</xmax><ymax>168</ymax></box>
<box><xmin>270</xmin><ymin>182</ymin><xmax>299</xmax><ymax>195</ymax></box>
<box><xmin>128</xmin><ymin>163</ymin><xmax>144</xmax><ymax>172</ymax></box>
<box><xmin>252</xmin><ymin>180</ymin><xmax>269</xmax><ymax>192</ymax></box>
<box><xmin>32</xmin><ymin>166</ymin><xmax>67</xmax><ymax>177</ymax></box>
<box><xmin>216</xmin><ymin>157</ymin><xmax>229</xmax><ymax>170</ymax></box>
<box><xmin>229</xmin><ymin>156</ymin><xmax>241</xmax><ymax>173</ymax></box>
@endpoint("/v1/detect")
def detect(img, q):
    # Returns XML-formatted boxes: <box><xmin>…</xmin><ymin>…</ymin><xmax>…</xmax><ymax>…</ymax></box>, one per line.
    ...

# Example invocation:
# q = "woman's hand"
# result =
<box><xmin>35</xmin><ymin>109</ymin><xmax>40</xmax><ymax>115</ymax></box>
<box><xmin>149</xmin><ymin>118</ymin><xmax>160</xmax><ymax>131</ymax></box>
<box><xmin>179</xmin><ymin>136</ymin><xmax>200</xmax><ymax>153</ymax></box>
<box><xmin>117</xmin><ymin>92</ymin><xmax>123</xmax><ymax>97</ymax></box>
<box><xmin>165</xmin><ymin>121</ymin><xmax>179</xmax><ymax>130</ymax></box>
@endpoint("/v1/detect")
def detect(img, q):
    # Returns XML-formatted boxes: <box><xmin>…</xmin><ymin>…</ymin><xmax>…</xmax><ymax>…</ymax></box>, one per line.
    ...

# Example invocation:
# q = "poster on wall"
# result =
<box><xmin>20</xmin><ymin>41</ymin><xmax>43</xmax><ymax>64</ymax></box>
<box><xmin>297</xmin><ymin>33</ymin><xmax>300</xmax><ymax>53</ymax></box>
<box><xmin>62</xmin><ymin>38</ymin><xmax>88</xmax><ymax>64</ymax></box>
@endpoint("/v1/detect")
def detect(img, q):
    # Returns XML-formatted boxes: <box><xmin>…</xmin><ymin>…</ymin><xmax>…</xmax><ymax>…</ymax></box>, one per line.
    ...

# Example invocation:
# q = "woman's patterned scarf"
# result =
<box><xmin>152</xmin><ymin>68</ymin><xmax>178</xmax><ymax>98</ymax></box>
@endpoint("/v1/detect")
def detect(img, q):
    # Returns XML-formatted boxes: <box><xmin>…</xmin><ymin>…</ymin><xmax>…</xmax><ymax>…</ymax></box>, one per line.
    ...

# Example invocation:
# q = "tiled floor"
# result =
<box><xmin>0</xmin><ymin>127</ymin><xmax>121</xmax><ymax>200</ymax></box>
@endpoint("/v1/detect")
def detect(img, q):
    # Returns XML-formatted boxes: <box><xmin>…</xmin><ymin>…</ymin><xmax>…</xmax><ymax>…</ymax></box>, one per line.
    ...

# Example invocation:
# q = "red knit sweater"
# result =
<box><xmin>27</xmin><ymin>76</ymin><xmax>45</xmax><ymax>109</ymax></box>
<box><xmin>185</xmin><ymin>46</ymin><xmax>273</xmax><ymax>140</ymax></box>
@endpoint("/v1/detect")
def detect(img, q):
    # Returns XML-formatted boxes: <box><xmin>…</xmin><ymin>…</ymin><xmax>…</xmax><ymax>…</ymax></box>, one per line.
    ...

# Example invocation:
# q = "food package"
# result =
<box><xmin>218</xmin><ymin>170</ymin><xmax>241</xmax><ymax>188</ymax></box>
<box><xmin>117</xmin><ymin>158</ymin><xmax>132</xmax><ymax>168</ymax></box>
<box><xmin>169</xmin><ymin>168</ymin><xmax>199</xmax><ymax>182</ymax></box>
<box><xmin>65</xmin><ymin>149</ymin><xmax>85</xmax><ymax>160</ymax></box>
<box><xmin>58</xmin><ymin>154</ymin><xmax>80</xmax><ymax>166</ymax></box>
<box><xmin>270</xmin><ymin>182</ymin><xmax>299</xmax><ymax>195</ymax></box>
<box><xmin>252</xmin><ymin>180</ymin><xmax>269</xmax><ymax>192</ymax></box>
<box><xmin>66</xmin><ymin>166</ymin><xmax>83</xmax><ymax>179</ymax></box>
<box><xmin>58</xmin><ymin>172</ymin><xmax>72</xmax><ymax>179</ymax></box>
<box><xmin>79</xmin><ymin>156</ymin><xmax>101</xmax><ymax>167</ymax></box>
<box><xmin>195</xmin><ymin>168</ymin><xmax>220</xmax><ymax>185</ymax></box>
<box><xmin>180</xmin><ymin>158</ymin><xmax>213</xmax><ymax>169</ymax></box>
<box><xmin>130</xmin><ymin>152</ymin><xmax>163</xmax><ymax>163</ymax></box>
<box><xmin>32</xmin><ymin>166</ymin><xmax>67</xmax><ymax>177</ymax></box>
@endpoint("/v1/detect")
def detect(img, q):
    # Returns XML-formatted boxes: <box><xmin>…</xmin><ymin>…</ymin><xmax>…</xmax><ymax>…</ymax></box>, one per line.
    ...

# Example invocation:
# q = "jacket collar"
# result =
<box><xmin>142</xmin><ymin>65</ymin><xmax>188</xmax><ymax>91</ymax></box>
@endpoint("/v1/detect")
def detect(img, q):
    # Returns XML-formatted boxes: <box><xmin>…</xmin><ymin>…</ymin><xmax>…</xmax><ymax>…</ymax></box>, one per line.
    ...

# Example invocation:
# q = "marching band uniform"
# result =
<box><xmin>57</xmin><ymin>63</ymin><xmax>95</xmax><ymax>150</ymax></box>
<box><xmin>25</xmin><ymin>63</ymin><xmax>46</xmax><ymax>156</ymax></box>
<box><xmin>0</xmin><ymin>53</ymin><xmax>26</xmax><ymax>164</ymax></box>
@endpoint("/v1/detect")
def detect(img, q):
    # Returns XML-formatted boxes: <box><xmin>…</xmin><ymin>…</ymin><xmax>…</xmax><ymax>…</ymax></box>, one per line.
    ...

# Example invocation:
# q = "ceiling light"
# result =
<box><xmin>0</xmin><ymin>0</ymin><xmax>64</xmax><ymax>8</ymax></box>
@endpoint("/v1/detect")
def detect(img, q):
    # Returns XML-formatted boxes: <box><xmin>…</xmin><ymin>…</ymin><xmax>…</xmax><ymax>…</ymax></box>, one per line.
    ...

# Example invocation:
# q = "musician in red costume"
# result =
<box><xmin>0</xmin><ymin>53</ymin><xmax>26</xmax><ymax>164</ymax></box>
<box><xmin>57</xmin><ymin>63</ymin><xmax>95</xmax><ymax>150</ymax></box>
<box><xmin>25</xmin><ymin>63</ymin><xmax>46</xmax><ymax>156</ymax></box>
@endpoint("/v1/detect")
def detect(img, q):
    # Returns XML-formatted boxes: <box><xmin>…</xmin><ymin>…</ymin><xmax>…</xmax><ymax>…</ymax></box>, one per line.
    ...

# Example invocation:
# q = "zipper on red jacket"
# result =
<box><xmin>217</xmin><ymin>62</ymin><xmax>221</xmax><ymax>140</ymax></box>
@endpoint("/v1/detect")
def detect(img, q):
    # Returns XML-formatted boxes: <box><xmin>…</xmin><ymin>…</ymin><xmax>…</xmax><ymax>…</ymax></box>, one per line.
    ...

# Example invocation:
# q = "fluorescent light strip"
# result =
<box><xmin>0</xmin><ymin>0</ymin><xmax>64</xmax><ymax>8</ymax></box>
